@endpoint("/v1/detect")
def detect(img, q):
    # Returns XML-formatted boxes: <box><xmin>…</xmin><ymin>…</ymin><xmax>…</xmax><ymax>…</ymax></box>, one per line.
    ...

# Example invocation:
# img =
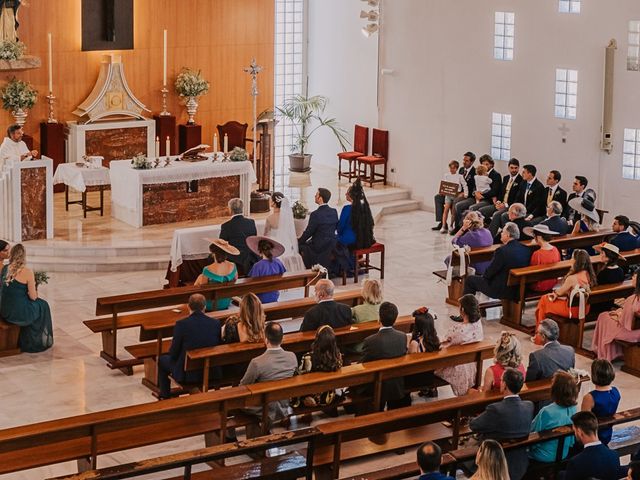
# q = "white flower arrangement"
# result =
<box><xmin>174</xmin><ymin>68</ymin><xmax>210</xmax><ymax>98</ymax></box>
<box><xmin>0</xmin><ymin>40</ymin><xmax>25</xmax><ymax>60</ymax></box>
<box><xmin>229</xmin><ymin>147</ymin><xmax>248</xmax><ymax>162</ymax></box>
<box><xmin>131</xmin><ymin>153</ymin><xmax>152</xmax><ymax>170</ymax></box>
<box><xmin>1</xmin><ymin>77</ymin><xmax>36</xmax><ymax>111</ymax></box>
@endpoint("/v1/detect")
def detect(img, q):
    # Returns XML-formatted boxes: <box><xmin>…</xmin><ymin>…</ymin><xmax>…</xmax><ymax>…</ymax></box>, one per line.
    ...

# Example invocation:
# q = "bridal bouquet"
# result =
<box><xmin>292</xmin><ymin>200</ymin><xmax>308</xmax><ymax>219</ymax></box>
<box><xmin>34</xmin><ymin>271</ymin><xmax>49</xmax><ymax>289</ymax></box>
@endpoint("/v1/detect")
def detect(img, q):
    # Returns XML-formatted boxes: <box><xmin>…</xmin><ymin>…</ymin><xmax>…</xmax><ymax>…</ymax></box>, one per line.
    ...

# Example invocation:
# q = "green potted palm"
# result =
<box><xmin>276</xmin><ymin>94</ymin><xmax>349</xmax><ymax>172</ymax></box>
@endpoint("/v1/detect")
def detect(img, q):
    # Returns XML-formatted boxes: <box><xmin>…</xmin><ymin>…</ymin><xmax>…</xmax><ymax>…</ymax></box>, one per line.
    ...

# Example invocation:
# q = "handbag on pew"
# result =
<box><xmin>445</xmin><ymin>245</ymin><xmax>475</xmax><ymax>286</ymax></box>
<box><xmin>290</xmin><ymin>352</ymin><xmax>341</xmax><ymax>408</ymax></box>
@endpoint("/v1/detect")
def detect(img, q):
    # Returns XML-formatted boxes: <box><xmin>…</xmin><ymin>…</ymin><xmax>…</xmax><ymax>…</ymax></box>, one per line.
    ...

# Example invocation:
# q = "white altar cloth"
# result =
<box><xmin>53</xmin><ymin>163</ymin><xmax>110</xmax><ymax>192</ymax></box>
<box><xmin>109</xmin><ymin>157</ymin><xmax>256</xmax><ymax>228</ymax></box>
<box><xmin>169</xmin><ymin>220</ymin><xmax>266</xmax><ymax>272</ymax></box>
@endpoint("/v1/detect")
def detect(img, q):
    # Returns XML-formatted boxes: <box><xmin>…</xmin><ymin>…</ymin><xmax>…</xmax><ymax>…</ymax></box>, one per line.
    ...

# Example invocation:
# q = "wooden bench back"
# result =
<box><xmin>451</xmin><ymin>230</ymin><xmax>614</xmax><ymax>265</ymax></box>
<box><xmin>95</xmin><ymin>270</ymin><xmax>319</xmax><ymax>316</ymax></box>
<box><xmin>0</xmin><ymin>386</ymin><xmax>250</xmax><ymax>475</ymax></box>
<box><xmin>185</xmin><ymin>315</ymin><xmax>414</xmax><ymax>373</ymax></box>
<box><xmin>139</xmin><ymin>289</ymin><xmax>364</xmax><ymax>341</ymax></box>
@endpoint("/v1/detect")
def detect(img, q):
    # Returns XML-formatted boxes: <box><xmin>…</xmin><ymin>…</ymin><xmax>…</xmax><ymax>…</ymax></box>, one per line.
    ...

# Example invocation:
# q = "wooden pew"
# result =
<box><xmin>0</xmin><ymin>319</ymin><xmax>20</xmax><ymax>357</ymax></box>
<box><xmin>546</xmin><ymin>279</ymin><xmax>636</xmax><ymax>356</ymax></box>
<box><xmin>0</xmin><ymin>386</ymin><xmax>253</xmax><ymax>476</ymax></box>
<box><xmin>88</xmin><ymin>270</ymin><xmax>320</xmax><ymax>374</ymax></box>
<box><xmin>0</xmin><ymin>342</ymin><xmax>492</xmax><ymax>477</ymax></box>
<box><xmin>445</xmin><ymin>406</ymin><xmax>640</xmax><ymax>478</ymax></box>
<box><xmin>185</xmin><ymin>315</ymin><xmax>416</xmax><ymax>392</ymax></box>
<box><xmin>128</xmin><ymin>290</ymin><xmax>365</xmax><ymax>393</ymax></box>
<box><xmin>312</xmin><ymin>377</ymin><xmax>561</xmax><ymax>479</ymax></box>
<box><xmin>46</xmin><ymin>428</ymin><xmax>320</xmax><ymax>480</ymax></box>
<box><xmin>244</xmin><ymin>342</ymin><xmax>494</xmax><ymax>436</ymax></box>
<box><xmin>434</xmin><ymin>230</ymin><xmax>615</xmax><ymax>307</ymax></box>
<box><xmin>501</xmin><ymin>248</ymin><xmax>640</xmax><ymax>333</ymax></box>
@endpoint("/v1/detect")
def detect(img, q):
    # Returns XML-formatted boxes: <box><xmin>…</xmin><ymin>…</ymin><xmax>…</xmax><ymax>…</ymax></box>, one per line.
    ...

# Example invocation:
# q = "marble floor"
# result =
<box><xmin>2</xmin><ymin>209</ymin><xmax>638</xmax><ymax>479</ymax></box>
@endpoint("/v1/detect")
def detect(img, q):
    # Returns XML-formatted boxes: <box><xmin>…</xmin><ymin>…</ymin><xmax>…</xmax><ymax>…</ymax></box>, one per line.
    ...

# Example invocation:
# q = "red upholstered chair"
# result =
<box><xmin>356</xmin><ymin>128</ymin><xmax>388</xmax><ymax>187</ymax></box>
<box><xmin>338</xmin><ymin>124</ymin><xmax>369</xmax><ymax>182</ymax></box>
<box><xmin>217</xmin><ymin>121</ymin><xmax>253</xmax><ymax>154</ymax></box>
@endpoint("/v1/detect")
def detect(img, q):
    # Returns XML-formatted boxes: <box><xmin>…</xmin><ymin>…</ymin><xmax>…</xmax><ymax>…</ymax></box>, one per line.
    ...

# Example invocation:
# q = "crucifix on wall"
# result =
<box><xmin>81</xmin><ymin>0</ymin><xmax>133</xmax><ymax>51</ymax></box>
<box><xmin>559</xmin><ymin>123</ymin><xmax>570</xmax><ymax>143</ymax></box>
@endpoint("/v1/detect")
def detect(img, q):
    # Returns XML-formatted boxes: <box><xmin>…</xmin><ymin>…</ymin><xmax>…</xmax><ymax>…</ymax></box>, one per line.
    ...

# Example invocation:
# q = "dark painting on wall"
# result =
<box><xmin>82</xmin><ymin>0</ymin><xmax>134</xmax><ymax>51</ymax></box>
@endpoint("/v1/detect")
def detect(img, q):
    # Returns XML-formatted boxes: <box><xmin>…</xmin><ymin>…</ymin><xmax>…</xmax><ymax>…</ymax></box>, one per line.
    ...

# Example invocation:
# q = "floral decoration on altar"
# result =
<box><xmin>175</xmin><ymin>68</ymin><xmax>209</xmax><ymax>97</ymax></box>
<box><xmin>1</xmin><ymin>77</ymin><xmax>37</xmax><ymax>126</ymax></box>
<box><xmin>131</xmin><ymin>153</ymin><xmax>152</xmax><ymax>170</ymax></box>
<box><xmin>0</xmin><ymin>40</ymin><xmax>25</xmax><ymax>60</ymax></box>
<box><xmin>229</xmin><ymin>147</ymin><xmax>248</xmax><ymax>162</ymax></box>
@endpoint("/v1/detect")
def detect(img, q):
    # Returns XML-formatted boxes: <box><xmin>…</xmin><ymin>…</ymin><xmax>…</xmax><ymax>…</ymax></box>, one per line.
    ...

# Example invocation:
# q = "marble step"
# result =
<box><xmin>29</xmin><ymin>255</ymin><xmax>168</xmax><ymax>272</ymax></box>
<box><xmin>25</xmin><ymin>244</ymin><xmax>170</xmax><ymax>258</ymax></box>
<box><xmin>365</xmin><ymin>188</ymin><xmax>411</xmax><ymax>205</ymax></box>
<box><xmin>372</xmin><ymin>199</ymin><xmax>421</xmax><ymax>222</ymax></box>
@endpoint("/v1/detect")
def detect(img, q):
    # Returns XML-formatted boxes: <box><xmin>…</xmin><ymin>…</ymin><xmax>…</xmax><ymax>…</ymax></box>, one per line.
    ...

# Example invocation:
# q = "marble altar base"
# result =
<box><xmin>143</xmin><ymin>175</ymin><xmax>240</xmax><ymax>226</ymax></box>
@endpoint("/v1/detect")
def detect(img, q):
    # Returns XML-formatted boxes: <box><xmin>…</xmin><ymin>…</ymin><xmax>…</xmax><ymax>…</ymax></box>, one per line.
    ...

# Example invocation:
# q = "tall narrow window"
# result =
<box><xmin>555</xmin><ymin>69</ymin><xmax>578</xmax><ymax>120</ymax></box>
<box><xmin>494</xmin><ymin>12</ymin><xmax>515</xmax><ymax>61</ymax></box>
<box><xmin>491</xmin><ymin>113</ymin><xmax>512</xmax><ymax>161</ymax></box>
<box><xmin>623</xmin><ymin>128</ymin><xmax>640</xmax><ymax>180</ymax></box>
<box><xmin>559</xmin><ymin>0</ymin><xmax>580</xmax><ymax>13</ymax></box>
<box><xmin>628</xmin><ymin>21</ymin><xmax>640</xmax><ymax>71</ymax></box>
<box><xmin>274</xmin><ymin>0</ymin><xmax>306</xmax><ymax>194</ymax></box>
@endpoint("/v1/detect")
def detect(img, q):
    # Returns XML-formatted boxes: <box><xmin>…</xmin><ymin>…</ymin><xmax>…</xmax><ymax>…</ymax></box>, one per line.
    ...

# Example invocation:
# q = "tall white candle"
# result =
<box><xmin>165</xmin><ymin>136</ymin><xmax>170</xmax><ymax>157</ymax></box>
<box><xmin>223</xmin><ymin>134</ymin><xmax>228</xmax><ymax>153</ymax></box>
<box><xmin>155</xmin><ymin>136</ymin><xmax>160</xmax><ymax>158</ymax></box>
<box><xmin>163</xmin><ymin>29</ymin><xmax>167</xmax><ymax>87</ymax></box>
<box><xmin>47</xmin><ymin>33</ymin><xmax>53</xmax><ymax>93</ymax></box>
<box><xmin>213</xmin><ymin>133</ymin><xmax>218</xmax><ymax>152</ymax></box>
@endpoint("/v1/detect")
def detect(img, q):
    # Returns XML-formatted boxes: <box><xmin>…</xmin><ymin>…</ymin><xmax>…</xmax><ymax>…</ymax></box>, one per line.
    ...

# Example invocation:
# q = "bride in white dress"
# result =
<box><xmin>263</xmin><ymin>192</ymin><xmax>306</xmax><ymax>272</ymax></box>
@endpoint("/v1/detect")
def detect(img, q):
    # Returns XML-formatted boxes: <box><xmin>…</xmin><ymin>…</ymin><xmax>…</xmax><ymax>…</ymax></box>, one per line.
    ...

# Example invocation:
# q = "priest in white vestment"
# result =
<box><xmin>0</xmin><ymin>124</ymin><xmax>37</xmax><ymax>169</ymax></box>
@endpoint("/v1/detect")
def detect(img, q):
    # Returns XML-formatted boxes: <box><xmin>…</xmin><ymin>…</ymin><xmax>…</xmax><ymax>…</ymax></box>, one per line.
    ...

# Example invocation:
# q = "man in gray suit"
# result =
<box><xmin>361</xmin><ymin>301</ymin><xmax>411</xmax><ymax>411</ymax></box>
<box><xmin>525</xmin><ymin>318</ymin><xmax>575</xmax><ymax>382</ymax></box>
<box><xmin>469</xmin><ymin>368</ymin><xmax>534</xmax><ymax>480</ymax></box>
<box><xmin>240</xmin><ymin>322</ymin><xmax>297</xmax><ymax>437</ymax></box>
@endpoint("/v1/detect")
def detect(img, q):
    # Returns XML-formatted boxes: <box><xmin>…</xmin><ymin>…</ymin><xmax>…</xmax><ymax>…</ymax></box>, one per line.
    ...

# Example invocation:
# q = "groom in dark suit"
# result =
<box><xmin>298</xmin><ymin>188</ymin><xmax>338</xmax><ymax>268</ymax></box>
<box><xmin>220</xmin><ymin>197</ymin><xmax>258</xmax><ymax>275</ymax></box>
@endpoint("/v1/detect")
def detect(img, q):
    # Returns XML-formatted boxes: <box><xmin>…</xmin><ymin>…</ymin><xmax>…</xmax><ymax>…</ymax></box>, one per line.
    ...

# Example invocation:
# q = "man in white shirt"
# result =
<box><xmin>0</xmin><ymin>124</ymin><xmax>37</xmax><ymax>168</ymax></box>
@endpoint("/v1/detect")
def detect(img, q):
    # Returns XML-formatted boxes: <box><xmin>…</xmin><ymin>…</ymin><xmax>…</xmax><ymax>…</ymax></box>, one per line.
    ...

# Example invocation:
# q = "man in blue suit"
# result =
<box><xmin>157</xmin><ymin>294</ymin><xmax>221</xmax><ymax>399</ymax></box>
<box><xmin>562</xmin><ymin>411</ymin><xmax>626</xmax><ymax>480</ymax></box>
<box><xmin>464</xmin><ymin>222</ymin><xmax>532</xmax><ymax>300</ymax></box>
<box><xmin>298</xmin><ymin>188</ymin><xmax>338</xmax><ymax>268</ymax></box>
<box><xmin>610</xmin><ymin>215</ymin><xmax>638</xmax><ymax>252</ymax></box>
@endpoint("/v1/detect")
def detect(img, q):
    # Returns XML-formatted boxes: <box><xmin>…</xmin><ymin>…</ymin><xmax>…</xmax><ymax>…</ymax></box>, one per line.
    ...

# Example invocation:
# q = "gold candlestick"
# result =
<box><xmin>160</xmin><ymin>87</ymin><xmax>170</xmax><ymax>116</ymax></box>
<box><xmin>46</xmin><ymin>93</ymin><xmax>57</xmax><ymax>123</ymax></box>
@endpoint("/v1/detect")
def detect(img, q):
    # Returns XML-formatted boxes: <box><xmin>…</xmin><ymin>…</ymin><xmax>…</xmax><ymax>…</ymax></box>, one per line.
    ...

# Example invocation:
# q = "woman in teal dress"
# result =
<box><xmin>0</xmin><ymin>243</ymin><xmax>53</xmax><ymax>353</ymax></box>
<box><xmin>194</xmin><ymin>239</ymin><xmax>239</xmax><ymax>311</ymax></box>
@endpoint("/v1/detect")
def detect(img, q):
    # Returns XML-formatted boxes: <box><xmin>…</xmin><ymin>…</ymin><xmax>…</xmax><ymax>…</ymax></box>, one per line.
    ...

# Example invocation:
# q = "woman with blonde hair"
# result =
<box><xmin>471</xmin><ymin>439</ymin><xmax>509</xmax><ymax>480</ymax></box>
<box><xmin>481</xmin><ymin>331</ymin><xmax>525</xmax><ymax>391</ymax></box>
<box><xmin>352</xmin><ymin>279</ymin><xmax>383</xmax><ymax>323</ymax></box>
<box><xmin>222</xmin><ymin>292</ymin><xmax>265</xmax><ymax>344</ymax></box>
<box><xmin>0</xmin><ymin>243</ymin><xmax>53</xmax><ymax>352</ymax></box>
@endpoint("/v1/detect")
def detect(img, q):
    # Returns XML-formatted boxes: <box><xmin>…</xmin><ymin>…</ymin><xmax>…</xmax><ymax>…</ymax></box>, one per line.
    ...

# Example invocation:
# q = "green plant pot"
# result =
<box><xmin>289</xmin><ymin>154</ymin><xmax>312</xmax><ymax>173</ymax></box>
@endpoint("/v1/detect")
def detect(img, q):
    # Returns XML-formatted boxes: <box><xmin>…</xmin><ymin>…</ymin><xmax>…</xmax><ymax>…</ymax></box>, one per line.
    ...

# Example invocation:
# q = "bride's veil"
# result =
<box><xmin>278</xmin><ymin>197</ymin><xmax>300</xmax><ymax>255</ymax></box>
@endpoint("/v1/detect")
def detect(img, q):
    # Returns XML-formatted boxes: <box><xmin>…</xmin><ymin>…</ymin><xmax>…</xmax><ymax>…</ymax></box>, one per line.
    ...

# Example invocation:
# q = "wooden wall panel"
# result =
<box><xmin>7</xmin><ymin>0</ymin><xmax>274</xmax><ymax>152</ymax></box>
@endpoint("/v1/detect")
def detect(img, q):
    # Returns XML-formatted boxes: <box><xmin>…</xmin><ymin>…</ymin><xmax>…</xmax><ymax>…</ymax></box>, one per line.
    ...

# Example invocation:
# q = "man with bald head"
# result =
<box><xmin>300</xmin><ymin>279</ymin><xmax>353</xmax><ymax>331</ymax></box>
<box><xmin>416</xmin><ymin>441</ymin><xmax>454</xmax><ymax>480</ymax></box>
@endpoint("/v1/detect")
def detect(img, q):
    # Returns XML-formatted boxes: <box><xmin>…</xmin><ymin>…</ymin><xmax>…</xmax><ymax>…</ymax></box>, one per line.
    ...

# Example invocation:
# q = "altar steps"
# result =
<box><xmin>25</xmin><ymin>187</ymin><xmax>420</xmax><ymax>272</ymax></box>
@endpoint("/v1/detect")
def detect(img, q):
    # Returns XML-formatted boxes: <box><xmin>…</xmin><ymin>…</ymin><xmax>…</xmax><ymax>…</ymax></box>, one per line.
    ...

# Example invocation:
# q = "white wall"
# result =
<box><xmin>307</xmin><ymin>0</ymin><xmax>379</xmax><ymax>168</ymax></box>
<box><xmin>379</xmin><ymin>0</ymin><xmax>640</xmax><ymax>219</ymax></box>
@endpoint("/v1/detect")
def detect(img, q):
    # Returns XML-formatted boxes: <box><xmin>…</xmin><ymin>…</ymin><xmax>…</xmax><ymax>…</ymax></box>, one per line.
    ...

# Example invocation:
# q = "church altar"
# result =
<box><xmin>109</xmin><ymin>157</ymin><xmax>256</xmax><ymax>228</ymax></box>
<box><xmin>0</xmin><ymin>157</ymin><xmax>54</xmax><ymax>242</ymax></box>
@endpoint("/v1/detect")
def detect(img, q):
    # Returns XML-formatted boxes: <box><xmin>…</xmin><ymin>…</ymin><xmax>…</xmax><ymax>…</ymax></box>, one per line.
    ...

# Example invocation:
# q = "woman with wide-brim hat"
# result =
<box><xmin>523</xmin><ymin>224</ymin><xmax>562</xmax><ymax>293</ymax></box>
<box><xmin>569</xmin><ymin>195</ymin><xmax>601</xmax><ymax>255</ymax></box>
<box><xmin>194</xmin><ymin>238</ymin><xmax>240</xmax><ymax>311</ymax></box>
<box><xmin>246</xmin><ymin>235</ymin><xmax>287</xmax><ymax>304</ymax></box>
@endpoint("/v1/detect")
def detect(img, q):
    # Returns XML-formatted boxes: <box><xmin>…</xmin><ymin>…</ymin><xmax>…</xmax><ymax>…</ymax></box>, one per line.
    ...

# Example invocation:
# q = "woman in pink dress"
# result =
<box><xmin>435</xmin><ymin>294</ymin><xmax>484</xmax><ymax>396</ymax></box>
<box><xmin>591</xmin><ymin>273</ymin><xmax>640</xmax><ymax>361</ymax></box>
